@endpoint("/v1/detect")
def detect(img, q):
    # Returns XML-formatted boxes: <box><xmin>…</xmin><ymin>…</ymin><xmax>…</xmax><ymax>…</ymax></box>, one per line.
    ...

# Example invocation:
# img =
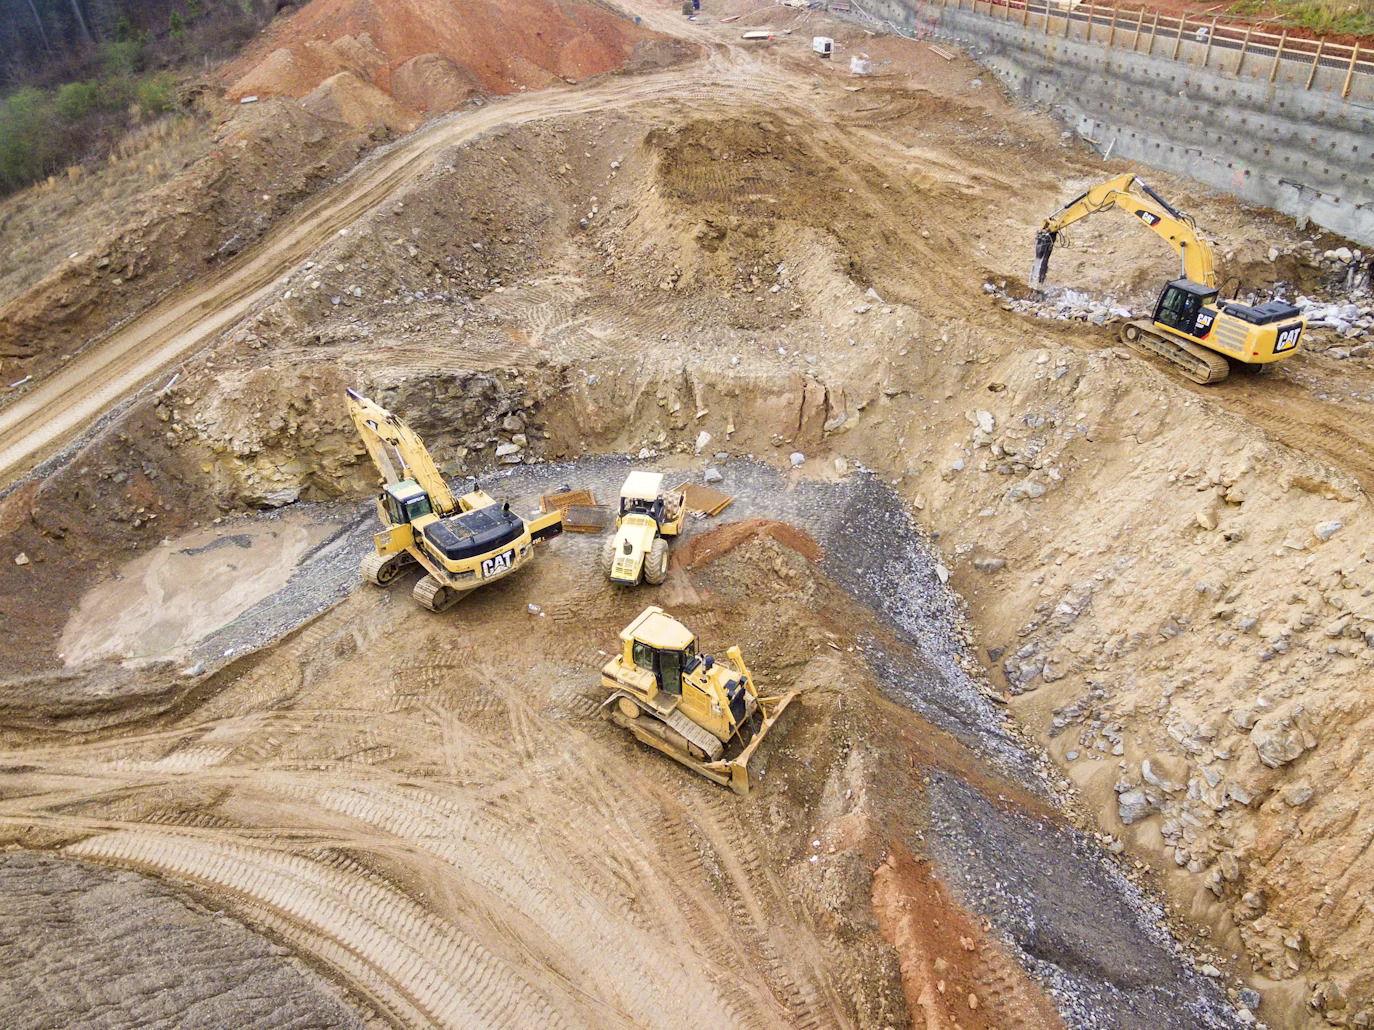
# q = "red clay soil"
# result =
<box><xmin>672</xmin><ymin>518</ymin><xmax>824</xmax><ymax>570</ymax></box>
<box><xmin>872</xmin><ymin>843</ymin><xmax>1069</xmax><ymax>1030</ymax></box>
<box><xmin>221</xmin><ymin>0</ymin><xmax>665</xmax><ymax>107</ymax></box>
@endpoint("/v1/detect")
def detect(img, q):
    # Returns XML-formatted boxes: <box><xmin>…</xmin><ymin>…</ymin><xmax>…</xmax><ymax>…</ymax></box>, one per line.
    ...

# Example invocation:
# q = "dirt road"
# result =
<box><xmin>0</xmin><ymin>50</ymin><xmax>725</xmax><ymax>487</ymax></box>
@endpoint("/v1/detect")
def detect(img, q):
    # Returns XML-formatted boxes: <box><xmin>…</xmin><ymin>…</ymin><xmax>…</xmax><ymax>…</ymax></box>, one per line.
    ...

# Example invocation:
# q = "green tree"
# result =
<box><xmin>0</xmin><ymin>87</ymin><xmax>59</xmax><ymax>190</ymax></box>
<box><xmin>54</xmin><ymin>80</ymin><xmax>97</xmax><ymax>121</ymax></box>
<box><xmin>136</xmin><ymin>72</ymin><xmax>177</xmax><ymax>116</ymax></box>
<box><xmin>100</xmin><ymin>36</ymin><xmax>142</xmax><ymax>77</ymax></box>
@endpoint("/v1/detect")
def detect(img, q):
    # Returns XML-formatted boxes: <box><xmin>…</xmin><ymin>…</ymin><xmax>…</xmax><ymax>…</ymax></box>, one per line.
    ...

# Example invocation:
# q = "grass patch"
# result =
<box><xmin>1230</xmin><ymin>0</ymin><xmax>1374</xmax><ymax>36</ymax></box>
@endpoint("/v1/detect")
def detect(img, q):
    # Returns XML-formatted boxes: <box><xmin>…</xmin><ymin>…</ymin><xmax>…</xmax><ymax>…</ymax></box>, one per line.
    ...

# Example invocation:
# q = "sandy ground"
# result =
<box><xmin>60</xmin><ymin>513</ymin><xmax>339</xmax><ymax>665</ymax></box>
<box><xmin>1</xmin><ymin>0</ymin><xmax>1373</xmax><ymax>1026</ymax></box>
<box><xmin>1</xmin><ymin>461</ymin><xmax>1243</xmax><ymax>1029</ymax></box>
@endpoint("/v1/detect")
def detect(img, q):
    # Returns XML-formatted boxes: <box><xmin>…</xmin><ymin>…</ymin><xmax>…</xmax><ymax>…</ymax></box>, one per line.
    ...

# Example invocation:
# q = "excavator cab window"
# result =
<box><xmin>1154</xmin><ymin>280</ymin><xmax>1216</xmax><ymax>336</ymax></box>
<box><xmin>383</xmin><ymin>481</ymin><xmax>432</xmax><ymax>526</ymax></box>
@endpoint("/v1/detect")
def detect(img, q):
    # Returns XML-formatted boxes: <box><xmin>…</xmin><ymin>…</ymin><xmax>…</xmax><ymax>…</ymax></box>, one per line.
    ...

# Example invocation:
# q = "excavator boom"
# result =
<box><xmin>346</xmin><ymin>388</ymin><xmax>457</xmax><ymax>515</ymax></box>
<box><xmin>1031</xmin><ymin>173</ymin><xmax>1216</xmax><ymax>289</ymax></box>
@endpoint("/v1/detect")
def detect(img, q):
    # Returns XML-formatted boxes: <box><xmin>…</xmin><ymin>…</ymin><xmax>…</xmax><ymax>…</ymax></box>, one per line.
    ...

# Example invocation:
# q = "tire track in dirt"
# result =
<box><xmin>67</xmin><ymin>830</ymin><xmax>567</xmax><ymax>1030</ymax></box>
<box><xmin>695</xmin><ymin>794</ymin><xmax>854</xmax><ymax>1030</ymax></box>
<box><xmin>1203</xmin><ymin>375</ymin><xmax>1374</xmax><ymax>496</ymax></box>
<box><xmin>286</xmin><ymin>779</ymin><xmax>745</xmax><ymax>1030</ymax></box>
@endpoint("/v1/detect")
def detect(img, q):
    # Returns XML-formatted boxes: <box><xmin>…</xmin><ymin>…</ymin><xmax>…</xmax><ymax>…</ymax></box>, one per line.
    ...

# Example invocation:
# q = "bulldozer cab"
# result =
<box><xmin>382</xmin><ymin>480</ymin><xmax>434</xmax><ymax>525</ymax></box>
<box><xmin>624</xmin><ymin>607</ymin><xmax>697</xmax><ymax>696</ymax></box>
<box><xmin>1153</xmin><ymin>279</ymin><xmax>1218</xmax><ymax>337</ymax></box>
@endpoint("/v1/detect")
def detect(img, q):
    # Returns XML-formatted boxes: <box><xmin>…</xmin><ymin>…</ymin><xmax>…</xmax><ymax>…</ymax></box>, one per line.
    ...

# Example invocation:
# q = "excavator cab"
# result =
<box><xmin>382</xmin><ymin>480</ymin><xmax>434</xmax><ymax>525</ymax></box>
<box><xmin>1153</xmin><ymin>280</ymin><xmax>1218</xmax><ymax>337</ymax></box>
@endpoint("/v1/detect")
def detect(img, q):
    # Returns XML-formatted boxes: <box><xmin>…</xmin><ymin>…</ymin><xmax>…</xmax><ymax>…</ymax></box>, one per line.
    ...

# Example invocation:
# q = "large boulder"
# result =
<box><xmin>1250</xmin><ymin>705</ymin><xmax>1318</xmax><ymax>768</ymax></box>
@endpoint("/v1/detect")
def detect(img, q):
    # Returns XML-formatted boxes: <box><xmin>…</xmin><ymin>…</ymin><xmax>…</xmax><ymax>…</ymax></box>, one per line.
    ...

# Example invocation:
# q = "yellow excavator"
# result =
<box><xmin>1031</xmin><ymin>173</ymin><xmax>1305</xmax><ymax>384</ymax></box>
<box><xmin>600</xmin><ymin>606</ymin><xmax>798</xmax><ymax>794</ymax></box>
<box><xmin>346</xmin><ymin>389</ymin><xmax>563</xmax><ymax>612</ymax></box>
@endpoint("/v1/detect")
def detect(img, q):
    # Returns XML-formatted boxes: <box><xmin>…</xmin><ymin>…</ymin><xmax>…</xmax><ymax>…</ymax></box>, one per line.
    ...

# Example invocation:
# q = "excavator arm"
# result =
<box><xmin>345</xmin><ymin>388</ymin><xmax>457</xmax><ymax>515</ymax></box>
<box><xmin>1031</xmin><ymin>173</ymin><xmax>1216</xmax><ymax>289</ymax></box>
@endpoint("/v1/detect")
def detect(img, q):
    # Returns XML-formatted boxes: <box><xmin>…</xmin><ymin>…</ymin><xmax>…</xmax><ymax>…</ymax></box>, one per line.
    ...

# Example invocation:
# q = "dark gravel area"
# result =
<box><xmin>925</xmin><ymin>772</ymin><xmax>1245</xmax><ymax>1030</ymax></box>
<box><xmin>0</xmin><ymin>852</ymin><xmax>367</xmax><ymax>1030</ymax></box>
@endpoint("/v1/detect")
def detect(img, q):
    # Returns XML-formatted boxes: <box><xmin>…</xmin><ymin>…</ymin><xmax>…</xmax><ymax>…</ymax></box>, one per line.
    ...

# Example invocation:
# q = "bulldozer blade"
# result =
<box><xmin>728</xmin><ymin>691</ymin><xmax>799</xmax><ymax>794</ymax></box>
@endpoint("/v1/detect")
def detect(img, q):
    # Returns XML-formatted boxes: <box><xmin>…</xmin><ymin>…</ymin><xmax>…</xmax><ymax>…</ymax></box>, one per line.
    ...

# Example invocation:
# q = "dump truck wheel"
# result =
<box><xmin>602</xmin><ymin>536</ymin><xmax>619</xmax><ymax>580</ymax></box>
<box><xmin>618</xmin><ymin>696</ymin><xmax>640</xmax><ymax>719</ymax></box>
<box><xmin>644</xmin><ymin>539</ymin><xmax>669</xmax><ymax>585</ymax></box>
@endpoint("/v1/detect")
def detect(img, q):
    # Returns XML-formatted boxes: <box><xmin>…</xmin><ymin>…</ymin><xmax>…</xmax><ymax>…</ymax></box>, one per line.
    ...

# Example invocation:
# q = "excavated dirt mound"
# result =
<box><xmin>223</xmin><ymin>0</ymin><xmax>670</xmax><ymax>106</ymax></box>
<box><xmin>299</xmin><ymin>70</ymin><xmax>419</xmax><ymax>133</ymax></box>
<box><xmin>389</xmin><ymin>53</ymin><xmax>482</xmax><ymax>112</ymax></box>
<box><xmin>672</xmin><ymin>517</ymin><xmax>823</xmax><ymax>569</ymax></box>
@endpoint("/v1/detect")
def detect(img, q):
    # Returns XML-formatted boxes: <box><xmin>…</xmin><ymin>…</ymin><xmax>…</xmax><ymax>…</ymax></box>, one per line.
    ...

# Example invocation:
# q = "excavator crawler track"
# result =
<box><xmin>413</xmin><ymin>575</ymin><xmax>466</xmax><ymax>613</ymax></box>
<box><xmin>360</xmin><ymin>550</ymin><xmax>416</xmax><ymax>586</ymax></box>
<box><xmin>1119</xmin><ymin>320</ymin><xmax>1230</xmax><ymax>385</ymax></box>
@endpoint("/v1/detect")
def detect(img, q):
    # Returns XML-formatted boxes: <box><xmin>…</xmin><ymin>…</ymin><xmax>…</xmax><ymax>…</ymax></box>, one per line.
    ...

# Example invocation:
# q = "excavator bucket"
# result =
<box><xmin>1030</xmin><ymin>229</ymin><xmax>1056</xmax><ymax>288</ymax></box>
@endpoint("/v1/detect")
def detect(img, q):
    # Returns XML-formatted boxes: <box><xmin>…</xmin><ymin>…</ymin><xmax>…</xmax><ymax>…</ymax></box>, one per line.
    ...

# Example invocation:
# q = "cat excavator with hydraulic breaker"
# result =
<box><xmin>346</xmin><ymin>388</ymin><xmax>562</xmax><ymax>612</ymax></box>
<box><xmin>1031</xmin><ymin>173</ymin><xmax>1305</xmax><ymax>384</ymax></box>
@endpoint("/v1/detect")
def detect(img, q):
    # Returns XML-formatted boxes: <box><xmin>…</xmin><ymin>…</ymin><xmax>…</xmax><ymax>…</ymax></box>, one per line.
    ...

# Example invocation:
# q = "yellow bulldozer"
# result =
<box><xmin>346</xmin><ymin>388</ymin><xmax>563</xmax><ymax>612</ymax></box>
<box><xmin>602</xmin><ymin>471</ymin><xmax>685</xmax><ymax>586</ymax></box>
<box><xmin>600</xmin><ymin>606</ymin><xmax>798</xmax><ymax>794</ymax></box>
<box><xmin>1032</xmin><ymin>173</ymin><xmax>1305</xmax><ymax>384</ymax></box>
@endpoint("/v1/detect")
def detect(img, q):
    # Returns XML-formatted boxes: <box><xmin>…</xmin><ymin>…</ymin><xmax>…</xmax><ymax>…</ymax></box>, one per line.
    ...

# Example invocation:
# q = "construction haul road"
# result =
<box><xmin>0</xmin><ymin>54</ymin><xmax>712</xmax><ymax>487</ymax></box>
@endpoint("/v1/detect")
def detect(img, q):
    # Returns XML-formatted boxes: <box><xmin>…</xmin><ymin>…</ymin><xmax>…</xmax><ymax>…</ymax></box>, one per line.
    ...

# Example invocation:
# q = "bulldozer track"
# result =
<box><xmin>67</xmin><ymin>830</ymin><xmax>568</xmax><ymax>1030</ymax></box>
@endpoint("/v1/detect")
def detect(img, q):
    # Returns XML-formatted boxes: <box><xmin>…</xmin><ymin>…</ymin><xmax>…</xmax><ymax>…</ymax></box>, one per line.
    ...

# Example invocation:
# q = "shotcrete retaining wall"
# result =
<box><xmin>854</xmin><ymin>0</ymin><xmax>1374</xmax><ymax>245</ymax></box>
